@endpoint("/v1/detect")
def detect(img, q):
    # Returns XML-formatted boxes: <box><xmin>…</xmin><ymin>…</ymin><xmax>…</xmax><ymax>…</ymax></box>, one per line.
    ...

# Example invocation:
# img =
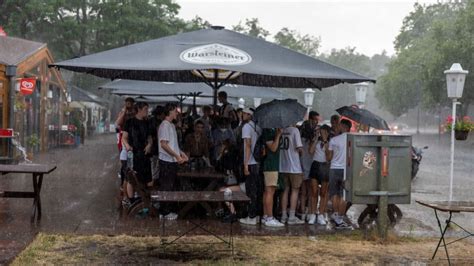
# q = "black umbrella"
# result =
<box><xmin>336</xmin><ymin>106</ymin><xmax>390</xmax><ymax>130</ymax></box>
<box><xmin>51</xmin><ymin>26</ymin><xmax>375</xmax><ymax>107</ymax></box>
<box><xmin>254</xmin><ymin>99</ymin><xmax>306</xmax><ymax>129</ymax></box>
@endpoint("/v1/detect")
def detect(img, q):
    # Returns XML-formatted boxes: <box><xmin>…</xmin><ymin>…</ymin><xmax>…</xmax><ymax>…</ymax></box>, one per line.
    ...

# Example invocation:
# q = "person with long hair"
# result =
<box><xmin>308</xmin><ymin>124</ymin><xmax>331</xmax><ymax>225</ymax></box>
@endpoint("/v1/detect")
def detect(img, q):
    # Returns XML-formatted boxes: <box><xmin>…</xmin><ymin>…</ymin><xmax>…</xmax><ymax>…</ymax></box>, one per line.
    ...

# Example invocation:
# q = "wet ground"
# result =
<box><xmin>1</xmin><ymin>132</ymin><xmax>473</xmax><ymax>264</ymax></box>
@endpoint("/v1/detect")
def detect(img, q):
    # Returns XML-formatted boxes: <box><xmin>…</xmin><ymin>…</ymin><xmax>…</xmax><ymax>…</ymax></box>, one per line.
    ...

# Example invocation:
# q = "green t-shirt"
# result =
<box><xmin>262</xmin><ymin>128</ymin><xmax>280</xmax><ymax>172</ymax></box>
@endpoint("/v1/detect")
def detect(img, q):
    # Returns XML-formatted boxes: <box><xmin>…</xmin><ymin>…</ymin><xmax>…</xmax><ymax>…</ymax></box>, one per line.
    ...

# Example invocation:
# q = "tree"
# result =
<box><xmin>0</xmin><ymin>0</ymin><xmax>187</xmax><ymax>60</ymax></box>
<box><xmin>273</xmin><ymin>27</ymin><xmax>320</xmax><ymax>57</ymax></box>
<box><xmin>232</xmin><ymin>18</ymin><xmax>269</xmax><ymax>39</ymax></box>
<box><xmin>376</xmin><ymin>1</ymin><xmax>473</xmax><ymax>117</ymax></box>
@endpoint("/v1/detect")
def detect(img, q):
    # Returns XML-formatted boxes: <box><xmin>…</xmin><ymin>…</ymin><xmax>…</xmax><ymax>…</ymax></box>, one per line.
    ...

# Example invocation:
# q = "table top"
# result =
<box><xmin>177</xmin><ymin>168</ymin><xmax>226</xmax><ymax>179</ymax></box>
<box><xmin>416</xmin><ymin>200</ymin><xmax>474</xmax><ymax>213</ymax></box>
<box><xmin>0</xmin><ymin>164</ymin><xmax>57</xmax><ymax>175</ymax></box>
<box><xmin>151</xmin><ymin>191</ymin><xmax>250</xmax><ymax>202</ymax></box>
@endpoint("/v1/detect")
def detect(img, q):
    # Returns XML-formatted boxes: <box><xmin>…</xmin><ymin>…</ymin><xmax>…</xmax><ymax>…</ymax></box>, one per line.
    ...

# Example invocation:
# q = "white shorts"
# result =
<box><xmin>119</xmin><ymin>148</ymin><xmax>127</xmax><ymax>161</ymax></box>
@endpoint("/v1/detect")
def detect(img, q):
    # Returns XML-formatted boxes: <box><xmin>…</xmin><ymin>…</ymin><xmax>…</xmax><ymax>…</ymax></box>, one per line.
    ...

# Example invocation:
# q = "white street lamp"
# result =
<box><xmin>444</xmin><ymin>63</ymin><xmax>468</xmax><ymax>201</ymax></box>
<box><xmin>355</xmin><ymin>82</ymin><xmax>369</xmax><ymax>108</ymax></box>
<box><xmin>303</xmin><ymin>88</ymin><xmax>315</xmax><ymax>115</ymax></box>
<box><xmin>253</xmin><ymin>97</ymin><xmax>262</xmax><ymax>108</ymax></box>
<box><xmin>47</xmin><ymin>89</ymin><xmax>53</xmax><ymax>99</ymax></box>
<box><xmin>67</xmin><ymin>93</ymin><xmax>72</xmax><ymax>103</ymax></box>
<box><xmin>238</xmin><ymin>97</ymin><xmax>245</xmax><ymax>108</ymax></box>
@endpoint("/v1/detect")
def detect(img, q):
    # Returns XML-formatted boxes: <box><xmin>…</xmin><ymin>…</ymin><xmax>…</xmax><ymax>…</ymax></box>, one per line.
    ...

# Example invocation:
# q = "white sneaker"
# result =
<box><xmin>239</xmin><ymin>216</ymin><xmax>257</xmax><ymax>225</ymax></box>
<box><xmin>317</xmin><ymin>214</ymin><xmax>327</xmax><ymax>225</ymax></box>
<box><xmin>307</xmin><ymin>214</ymin><xmax>317</xmax><ymax>224</ymax></box>
<box><xmin>264</xmin><ymin>217</ymin><xmax>285</xmax><ymax>227</ymax></box>
<box><xmin>163</xmin><ymin>212</ymin><xmax>178</xmax><ymax>220</ymax></box>
<box><xmin>287</xmin><ymin>216</ymin><xmax>305</xmax><ymax>225</ymax></box>
<box><xmin>280</xmin><ymin>214</ymin><xmax>288</xmax><ymax>224</ymax></box>
<box><xmin>330</xmin><ymin>212</ymin><xmax>338</xmax><ymax>222</ymax></box>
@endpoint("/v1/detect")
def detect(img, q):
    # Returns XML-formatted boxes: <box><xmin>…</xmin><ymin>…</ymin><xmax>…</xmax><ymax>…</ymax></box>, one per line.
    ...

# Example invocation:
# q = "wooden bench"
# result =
<box><xmin>0</xmin><ymin>164</ymin><xmax>57</xmax><ymax>223</ymax></box>
<box><xmin>151</xmin><ymin>191</ymin><xmax>249</xmax><ymax>254</ymax></box>
<box><xmin>177</xmin><ymin>169</ymin><xmax>227</xmax><ymax>217</ymax></box>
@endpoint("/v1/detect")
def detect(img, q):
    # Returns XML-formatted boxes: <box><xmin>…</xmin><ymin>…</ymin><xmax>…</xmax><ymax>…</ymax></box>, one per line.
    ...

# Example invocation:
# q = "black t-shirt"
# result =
<box><xmin>123</xmin><ymin>118</ymin><xmax>152</xmax><ymax>152</ymax></box>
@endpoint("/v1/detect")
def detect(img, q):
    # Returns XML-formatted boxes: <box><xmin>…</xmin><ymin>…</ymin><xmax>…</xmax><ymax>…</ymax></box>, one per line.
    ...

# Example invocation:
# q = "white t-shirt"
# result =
<box><xmin>313</xmin><ymin>140</ymin><xmax>327</xmax><ymax>163</ymax></box>
<box><xmin>158</xmin><ymin>120</ymin><xmax>180</xmax><ymax>162</ymax></box>
<box><xmin>279</xmin><ymin>127</ymin><xmax>303</xmax><ymax>174</ymax></box>
<box><xmin>241</xmin><ymin>121</ymin><xmax>261</xmax><ymax>165</ymax></box>
<box><xmin>329</xmin><ymin>133</ymin><xmax>347</xmax><ymax>169</ymax></box>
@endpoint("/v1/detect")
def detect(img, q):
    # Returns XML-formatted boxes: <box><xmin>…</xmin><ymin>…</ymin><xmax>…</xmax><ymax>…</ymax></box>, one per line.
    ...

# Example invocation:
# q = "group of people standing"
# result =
<box><xmin>114</xmin><ymin>93</ymin><xmax>353</xmax><ymax>230</ymax></box>
<box><xmin>114</xmin><ymin>92</ymin><xmax>243</xmax><ymax>219</ymax></box>
<box><xmin>227</xmin><ymin>110</ymin><xmax>353</xmax><ymax>229</ymax></box>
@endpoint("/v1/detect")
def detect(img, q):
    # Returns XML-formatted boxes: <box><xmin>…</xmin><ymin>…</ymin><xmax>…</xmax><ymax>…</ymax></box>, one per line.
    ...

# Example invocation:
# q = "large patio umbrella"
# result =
<box><xmin>99</xmin><ymin>79</ymin><xmax>287</xmax><ymax>99</ymax></box>
<box><xmin>51</xmin><ymin>26</ymin><xmax>375</xmax><ymax>107</ymax></box>
<box><xmin>137</xmin><ymin>95</ymin><xmax>238</xmax><ymax>106</ymax></box>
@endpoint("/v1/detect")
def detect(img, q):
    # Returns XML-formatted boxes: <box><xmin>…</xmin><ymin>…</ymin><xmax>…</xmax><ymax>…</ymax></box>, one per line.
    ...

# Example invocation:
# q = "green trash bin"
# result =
<box><xmin>345</xmin><ymin>133</ymin><xmax>412</xmax><ymax>238</ymax></box>
<box><xmin>345</xmin><ymin>133</ymin><xmax>412</xmax><ymax>205</ymax></box>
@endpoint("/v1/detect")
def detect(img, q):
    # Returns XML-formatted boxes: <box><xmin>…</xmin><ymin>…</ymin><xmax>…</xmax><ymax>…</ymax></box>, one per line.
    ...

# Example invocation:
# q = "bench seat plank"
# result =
<box><xmin>151</xmin><ymin>191</ymin><xmax>249</xmax><ymax>202</ymax></box>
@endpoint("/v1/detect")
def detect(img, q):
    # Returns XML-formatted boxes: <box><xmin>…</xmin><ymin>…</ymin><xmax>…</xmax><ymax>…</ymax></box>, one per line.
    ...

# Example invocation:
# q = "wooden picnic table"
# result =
<box><xmin>177</xmin><ymin>168</ymin><xmax>226</xmax><ymax>217</ymax></box>
<box><xmin>416</xmin><ymin>200</ymin><xmax>474</xmax><ymax>265</ymax></box>
<box><xmin>0</xmin><ymin>164</ymin><xmax>57</xmax><ymax>222</ymax></box>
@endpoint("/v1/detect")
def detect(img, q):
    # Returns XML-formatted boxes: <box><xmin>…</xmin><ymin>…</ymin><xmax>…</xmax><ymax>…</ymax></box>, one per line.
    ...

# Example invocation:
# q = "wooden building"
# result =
<box><xmin>0</xmin><ymin>36</ymin><xmax>67</xmax><ymax>158</ymax></box>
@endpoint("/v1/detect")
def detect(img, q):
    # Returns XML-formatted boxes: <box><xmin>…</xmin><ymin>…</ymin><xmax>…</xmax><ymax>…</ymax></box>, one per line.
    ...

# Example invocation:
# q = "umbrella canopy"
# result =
<box><xmin>100</xmin><ymin>79</ymin><xmax>287</xmax><ymax>99</ymax></box>
<box><xmin>254</xmin><ymin>99</ymin><xmax>306</xmax><ymax>129</ymax></box>
<box><xmin>336</xmin><ymin>106</ymin><xmax>390</xmax><ymax>130</ymax></box>
<box><xmin>132</xmin><ymin>95</ymin><xmax>238</xmax><ymax>106</ymax></box>
<box><xmin>52</xmin><ymin>26</ymin><xmax>375</xmax><ymax>106</ymax></box>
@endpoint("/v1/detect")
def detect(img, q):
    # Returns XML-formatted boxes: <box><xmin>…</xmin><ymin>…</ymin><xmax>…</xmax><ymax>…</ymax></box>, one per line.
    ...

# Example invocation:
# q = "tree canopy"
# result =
<box><xmin>376</xmin><ymin>1</ymin><xmax>473</xmax><ymax>117</ymax></box>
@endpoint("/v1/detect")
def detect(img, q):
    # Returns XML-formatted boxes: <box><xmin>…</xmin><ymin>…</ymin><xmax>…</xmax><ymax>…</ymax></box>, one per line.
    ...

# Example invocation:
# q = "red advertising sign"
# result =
<box><xmin>0</xmin><ymin>26</ymin><xmax>6</xmax><ymax>37</ymax></box>
<box><xmin>19</xmin><ymin>78</ymin><xmax>36</xmax><ymax>95</ymax></box>
<box><xmin>0</xmin><ymin>128</ymin><xmax>14</xmax><ymax>138</ymax></box>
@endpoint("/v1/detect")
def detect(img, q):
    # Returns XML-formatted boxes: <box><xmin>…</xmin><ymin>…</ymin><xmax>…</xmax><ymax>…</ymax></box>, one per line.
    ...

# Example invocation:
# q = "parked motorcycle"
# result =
<box><xmin>411</xmin><ymin>146</ymin><xmax>428</xmax><ymax>180</ymax></box>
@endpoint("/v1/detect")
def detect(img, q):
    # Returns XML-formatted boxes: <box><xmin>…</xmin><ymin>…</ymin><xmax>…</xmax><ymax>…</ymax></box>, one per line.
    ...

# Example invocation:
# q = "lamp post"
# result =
<box><xmin>355</xmin><ymin>82</ymin><xmax>368</xmax><ymax>108</ymax></box>
<box><xmin>303</xmin><ymin>88</ymin><xmax>315</xmax><ymax>116</ymax></box>
<box><xmin>444</xmin><ymin>63</ymin><xmax>468</xmax><ymax>201</ymax></box>
<box><xmin>238</xmin><ymin>98</ymin><xmax>245</xmax><ymax>109</ymax></box>
<box><xmin>253</xmin><ymin>97</ymin><xmax>262</xmax><ymax>108</ymax></box>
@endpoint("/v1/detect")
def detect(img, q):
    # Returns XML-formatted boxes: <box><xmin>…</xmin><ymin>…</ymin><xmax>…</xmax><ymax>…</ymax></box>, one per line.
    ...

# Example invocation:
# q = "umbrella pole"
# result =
<box><xmin>175</xmin><ymin>95</ymin><xmax>186</xmax><ymax>114</ymax></box>
<box><xmin>213</xmin><ymin>69</ymin><xmax>219</xmax><ymax>111</ymax></box>
<box><xmin>192</xmin><ymin>93</ymin><xmax>197</xmax><ymax>116</ymax></box>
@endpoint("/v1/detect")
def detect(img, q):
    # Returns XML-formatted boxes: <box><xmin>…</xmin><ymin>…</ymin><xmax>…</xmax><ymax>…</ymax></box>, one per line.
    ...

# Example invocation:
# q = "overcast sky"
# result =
<box><xmin>176</xmin><ymin>0</ymin><xmax>439</xmax><ymax>56</ymax></box>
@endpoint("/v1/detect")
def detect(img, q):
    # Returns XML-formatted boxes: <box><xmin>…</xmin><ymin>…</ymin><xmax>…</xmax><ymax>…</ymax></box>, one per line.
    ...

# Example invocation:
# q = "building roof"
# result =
<box><xmin>70</xmin><ymin>85</ymin><xmax>108</xmax><ymax>104</ymax></box>
<box><xmin>0</xmin><ymin>36</ymin><xmax>46</xmax><ymax>66</ymax></box>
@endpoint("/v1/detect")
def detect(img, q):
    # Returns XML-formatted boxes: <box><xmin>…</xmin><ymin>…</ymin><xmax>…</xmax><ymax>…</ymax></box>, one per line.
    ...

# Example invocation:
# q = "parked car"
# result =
<box><xmin>389</xmin><ymin>123</ymin><xmax>409</xmax><ymax>132</ymax></box>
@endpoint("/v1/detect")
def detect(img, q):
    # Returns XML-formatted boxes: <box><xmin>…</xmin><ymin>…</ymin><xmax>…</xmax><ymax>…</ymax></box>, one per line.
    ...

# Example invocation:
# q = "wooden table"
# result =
<box><xmin>416</xmin><ymin>200</ymin><xmax>474</xmax><ymax>265</ymax></box>
<box><xmin>0</xmin><ymin>164</ymin><xmax>57</xmax><ymax>222</ymax></box>
<box><xmin>151</xmin><ymin>191</ymin><xmax>250</xmax><ymax>255</ymax></box>
<box><xmin>177</xmin><ymin>168</ymin><xmax>226</xmax><ymax>217</ymax></box>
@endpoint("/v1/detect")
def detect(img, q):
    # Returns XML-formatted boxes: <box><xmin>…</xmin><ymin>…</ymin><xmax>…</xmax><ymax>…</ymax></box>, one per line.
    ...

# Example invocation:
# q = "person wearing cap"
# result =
<box><xmin>239</xmin><ymin>107</ymin><xmax>262</xmax><ymax>225</ymax></box>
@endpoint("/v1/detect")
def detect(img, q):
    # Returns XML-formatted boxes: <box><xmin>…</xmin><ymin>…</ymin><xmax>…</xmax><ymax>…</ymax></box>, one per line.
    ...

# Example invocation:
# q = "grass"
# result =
<box><xmin>13</xmin><ymin>232</ymin><xmax>473</xmax><ymax>265</ymax></box>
